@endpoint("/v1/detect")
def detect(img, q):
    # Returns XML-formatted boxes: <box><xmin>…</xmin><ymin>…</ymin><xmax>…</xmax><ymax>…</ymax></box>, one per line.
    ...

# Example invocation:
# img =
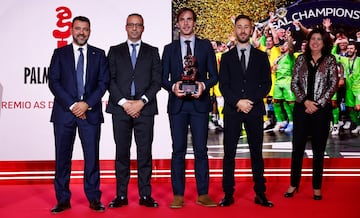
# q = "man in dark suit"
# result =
<box><xmin>106</xmin><ymin>13</ymin><xmax>161</xmax><ymax>208</ymax></box>
<box><xmin>162</xmin><ymin>7</ymin><xmax>218</xmax><ymax>208</ymax></box>
<box><xmin>48</xmin><ymin>16</ymin><xmax>109</xmax><ymax>213</ymax></box>
<box><xmin>218</xmin><ymin>15</ymin><xmax>274</xmax><ymax>207</ymax></box>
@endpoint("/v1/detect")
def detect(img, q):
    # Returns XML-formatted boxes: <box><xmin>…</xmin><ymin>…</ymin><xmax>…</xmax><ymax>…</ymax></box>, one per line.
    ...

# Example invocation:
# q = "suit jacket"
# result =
<box><xmin>162</xmin><ymin>38</ymin><xmax>218</xmax><ymax>114</ymax></box>
<box><xmin>48</xmin><ymin>44</ymin><xmax>110</xmax><ymax>124</ymax></box>
<box><xmin>219</xmin><ymin>46</ymin><xmax>271</xmax><ymax>116</ymax></box>
<box><xmin>106</xmin><ymin>41</ymin><xmax>162</xmax><ymax>116</ymax></box>
<box><xmin>291</xmin><ymin>54</ymin><xmax>338</xmax><ymax>107</ymax></box>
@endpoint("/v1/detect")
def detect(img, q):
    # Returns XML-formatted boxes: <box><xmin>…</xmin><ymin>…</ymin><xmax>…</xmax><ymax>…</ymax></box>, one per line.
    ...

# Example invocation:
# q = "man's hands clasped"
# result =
<box><xmin>71</xmin><ymin>101</ymin><xmax>89</xmax><ymax>120</ymax></box>
<box><xmin>123</xmin><ymin>100</ymin><xmax>144</xmax><ymax>118</ymax></box>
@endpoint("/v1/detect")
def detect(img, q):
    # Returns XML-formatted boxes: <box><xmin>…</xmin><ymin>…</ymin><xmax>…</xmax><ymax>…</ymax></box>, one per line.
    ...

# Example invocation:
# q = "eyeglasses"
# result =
<box><xmin>126</xmin><ymin>23</ymin><xmax>143</xmax><ymax>28</ymax></box>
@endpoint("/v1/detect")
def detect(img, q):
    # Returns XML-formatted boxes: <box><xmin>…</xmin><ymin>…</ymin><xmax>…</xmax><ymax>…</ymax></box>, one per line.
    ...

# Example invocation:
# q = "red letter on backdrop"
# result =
<box><xmin>52</xmin><ymin>6</ymin><xmax>72</xmax><ymax>48</ymax></box>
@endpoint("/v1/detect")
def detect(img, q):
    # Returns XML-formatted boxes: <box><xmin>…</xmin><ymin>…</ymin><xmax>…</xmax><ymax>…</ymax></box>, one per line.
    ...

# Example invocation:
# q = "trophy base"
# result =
<box><xmin>180</xmin><ymin>83</ymin><xmax>198</xmax><ymax>95</ymax></box>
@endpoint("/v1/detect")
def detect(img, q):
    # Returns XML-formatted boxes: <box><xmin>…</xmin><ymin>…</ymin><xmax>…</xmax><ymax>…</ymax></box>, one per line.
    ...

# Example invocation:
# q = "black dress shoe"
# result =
<box><xmin>108</xmin><ymin>197</ymin><xmax>128</xmax><ymax>208</ymax></box>
<box><xmin>90</xmin><ymin>200</ymin><xmax>105</xmax><ymax>212</ymax></box>
<box><xmin>219</xmin><ymin>196</ymin><xmax>234</xmax><ymax>207</ymax></box>
<box><xmin>139</xmin><ymin>196</ymin><xmax>159</xmax><ymax>207</ymax></box>
<box><xmin>254</xmin><ymin>194</ymin><xmax>274</xmax><ymax>207</ymax></box>
<box><xmin>50</xmin><ymin>202</ymin><xmax>71</xmax><ymax>214</ymax></box>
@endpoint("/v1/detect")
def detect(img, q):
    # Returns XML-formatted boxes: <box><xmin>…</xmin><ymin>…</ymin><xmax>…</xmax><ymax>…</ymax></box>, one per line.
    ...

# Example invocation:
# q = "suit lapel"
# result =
<box><xmin>85</xmin><ymin>45</ymin><xmax>95</xmax><ymax>86</ymax></box>
<box><xmin>65</xmin><ymin>45</ymin><xmax>77</xmax><ymax>88</ymax></box>
<box><xmin>136</xmin><ymin>43</ymin><xmax>145</xmax><ymax>68</ymax></box>
<box><xmin>175</xmin><ymin>41</ymin><xmax>183</xmax><ymax>74</ymax></box>
<box><xmin>247</xmin><ymin>47</ymin><xmax>256</xmax><ymax>74</ymax></box>
<box><xmin>121</xmin><ymin>43</ymin><xmax>134</xmax><ymax>70</ymax></box>
<box><xmin>230</xmin><ymin>48</ymin><xmax>243</xmax><ymax>75</ymax></box>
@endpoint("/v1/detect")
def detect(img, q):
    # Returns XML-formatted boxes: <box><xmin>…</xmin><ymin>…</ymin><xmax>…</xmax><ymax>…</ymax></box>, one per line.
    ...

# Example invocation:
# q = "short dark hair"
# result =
<box><xmin>304</xmin><ymin>28</ymin><xmax>333</xmax><ymax>58</ymax></box>
<box><xmin>127</xmin><ymin>13</ymin><xmax>144</xmax><ymax>24</ymax></box>
<box><xmin>176</xmin><ymin>7</ymin><xmax>196</xmax><ymax>22</ymax></box>
<box><xmin>348</xmin><ymin>40</ymin><xmax>358</xmax><ymax>51</ymax></box>
<box><xmin>234</xmin><ymin>14</ymin><xmax>252</xmax><ymax>24</ymax></box>
<box><xmin>348</xmin><ymin>40</ymin><xmax>356</xmax><ymax>47</ymax></box>
<box><xmin>72</xmin><ymin>16</ymin><xmax>90</xmax><ymax>28</ymax></box>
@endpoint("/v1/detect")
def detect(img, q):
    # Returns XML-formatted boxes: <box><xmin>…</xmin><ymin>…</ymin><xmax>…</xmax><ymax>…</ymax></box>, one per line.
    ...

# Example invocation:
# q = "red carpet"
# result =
<box><xmin>0</xmin><ymin>177</ymin><xmax>358</xmax><ymax>218</ymax></box>
<box><xmin>0</xmin><ymin>158</ymin><xmax>359</xmax><ymax>217</ymax></box>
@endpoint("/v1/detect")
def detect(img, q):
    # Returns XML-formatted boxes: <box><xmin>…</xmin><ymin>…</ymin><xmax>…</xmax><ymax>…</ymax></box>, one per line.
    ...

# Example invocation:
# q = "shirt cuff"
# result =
<box><xmin>141</xmin><ymin>95</ymin><xmax>148</xmax><ymax>104</ymax></box>
<box><xmin>118</xmin><ymin>98</ymin><xmax>127</xmax><ymax>106</ymax></box>
<box><xmin>69</xmin><ymin>102</ymin><xmax>77</xmax><ymax>110</ymax></box>
<box><xmin>201</xmin><ymin>82</ymin><xmax>206</xmax><ymax>90</ymax></box>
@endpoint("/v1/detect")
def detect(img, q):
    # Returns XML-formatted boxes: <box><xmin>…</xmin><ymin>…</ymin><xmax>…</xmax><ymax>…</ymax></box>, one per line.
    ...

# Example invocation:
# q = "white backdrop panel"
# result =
<box><xmin>0</xmin><ymin>0</ymin><xmax>173</xmax><ymax>160</ymax></box>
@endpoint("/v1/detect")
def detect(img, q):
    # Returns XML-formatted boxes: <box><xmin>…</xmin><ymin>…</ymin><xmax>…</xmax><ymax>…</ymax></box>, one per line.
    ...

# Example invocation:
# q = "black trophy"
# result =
<box><xmin>180</xmin><ymin>55</ymin><xmax>198</xmax><ymax>95</ymax></box>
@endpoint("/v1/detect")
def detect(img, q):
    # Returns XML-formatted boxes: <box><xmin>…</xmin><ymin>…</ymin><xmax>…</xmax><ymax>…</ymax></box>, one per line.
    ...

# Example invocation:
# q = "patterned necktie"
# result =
<box><xmin>76</xmin><ymin>47</ymin><xmax>84</xmax><ymax>99</ymax></box>
<box><xmin>185</xmin><ymin>40</ymin><xmax>192</xmax><ymax>56</ymax></box>
<box><xmin>240</xmin><ymin>49</ymin><xmax>246</xmax><ymax>73</ymax></box>
<box><xmin>131</xmin><ymin>43</ymin><xmax>139</xmax><ymax>96</ymax></box>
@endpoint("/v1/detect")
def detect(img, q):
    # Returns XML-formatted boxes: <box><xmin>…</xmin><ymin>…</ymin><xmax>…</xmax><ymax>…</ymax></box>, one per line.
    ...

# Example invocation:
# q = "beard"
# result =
<box><xmin>73</xmin><ymin>34</ymin><xmax>88</xmax><ymax>46</ymax></box>
<box><xmin>237</xmin><ymin>34</ymin><xmax>250</xmax><ymax>44</ymax></box>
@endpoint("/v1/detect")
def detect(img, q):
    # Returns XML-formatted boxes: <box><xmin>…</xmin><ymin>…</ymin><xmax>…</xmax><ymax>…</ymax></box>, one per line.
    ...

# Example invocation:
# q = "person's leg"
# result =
<box><xmin>310</xmin><ymin>105</ymin><xmax>331</xmax><ymax>190</ymax></box>
<box><xmin>290</xmin><ymin>103</ymin><xmax>308</xmax><ymax>188</ymax></box>
<box><xmin>244</xmin><ymin>115</ymin><xmax>266</xmax><ymax>194</ymax></box>
<box><xmin>222</xmin><ymin>113</ymin><xmax>242</xmax><ymax>196</ymax></box>
<box><xmin>169</xmin><ymin>110</ymin><xmax>189</xmax><ymax>196</ymax></box>
<box><xmin>189</xmin><ymin>110</ymin><xmax>210</xmax><ymax>195</ymax></box>
<box><xmin>133</xmin><ymin>116</ymin><xmax>155</xmax><ymax>197</ymax></box>
<box><xmin>78</xmin><ymin>120</ymin><xmax>102</xmax><ymax>202</ymax></box>
<box><xmin>54</xmin><ymin>122</ymin><xmax>76</xmax><ymax>203</ymax></box>
<box><xmin>112</xmin><ymin>115</ymin><xmax>133</xmax><ymax>198</ymax></box>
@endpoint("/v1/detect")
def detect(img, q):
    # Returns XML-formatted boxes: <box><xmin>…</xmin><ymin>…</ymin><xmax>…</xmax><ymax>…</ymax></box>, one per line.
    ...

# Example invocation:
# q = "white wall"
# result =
<box><xmin>0</xmin><ymin>0</ymin><xmax>173</xmax><ymax>160</ymax></box>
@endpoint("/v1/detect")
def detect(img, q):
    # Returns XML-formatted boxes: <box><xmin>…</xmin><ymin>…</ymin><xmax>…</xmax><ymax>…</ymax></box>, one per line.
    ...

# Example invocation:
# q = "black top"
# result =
<box><xmin>306</xmin><ymin>56</ymin><xmax>324</xmax><ymax>102</ymax></box>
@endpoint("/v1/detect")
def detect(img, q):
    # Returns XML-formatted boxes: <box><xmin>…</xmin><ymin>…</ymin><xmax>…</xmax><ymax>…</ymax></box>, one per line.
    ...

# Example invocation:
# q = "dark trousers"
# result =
<box><xmin>222</xmin><ymin>113</ymin><xmax>266</xmax><ymax>196</ymax></box>
<box><xmin>112</xmin><ymin>114</ymin><xmax>154</xmax><ymax>197</ymax></box>
<box><xmin>169</xmin><ymin>101</ymin><xmax>209</xmax><ymax>196</ymax></box>
<box><xmin>291</xmin><ymin>102</ymin><xmax>331</xmax><ymax>189</ymax></box>
<box><xmin>54</xmin><ymin>119</ymin><xmax>101</xmax><ymax>203</ymax></box>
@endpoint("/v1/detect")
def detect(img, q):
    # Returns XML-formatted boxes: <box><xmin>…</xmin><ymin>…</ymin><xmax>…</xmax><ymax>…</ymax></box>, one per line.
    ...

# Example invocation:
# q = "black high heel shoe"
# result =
<box><xmin>313</xmin><ymin>195</ymin><xmax>322</xmax><ymax>200</ymax></box>
<box><xmin>313</xmin><ymin>189</ymin><xmax>322</xmax><ymax>200</ymax></box>
<box><xmin>284</xmin><ymin>187</ymin><xmax>298</xmax><ymax>198</ymax></box>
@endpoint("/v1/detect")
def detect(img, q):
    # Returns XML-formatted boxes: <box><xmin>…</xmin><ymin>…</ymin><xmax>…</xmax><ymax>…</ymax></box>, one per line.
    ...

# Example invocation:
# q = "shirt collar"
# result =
<box><xmin>180</xmin><ymin>35</ymin><xmax>195</xmax><ymax>45</ymax></box>
<box><xmin>127</xmin><ymin>40</ymin><xmax>141</xmax><ymax>47</ymax></box>
<box><xmin>236</xmin><ymin>44</ymin><xmax>251</xmax><ymax>53</ymax></box>
<box><xmin>72</xmin><ymin>43</ymin><xmax>88</xmax><ymax>52</ymax></box>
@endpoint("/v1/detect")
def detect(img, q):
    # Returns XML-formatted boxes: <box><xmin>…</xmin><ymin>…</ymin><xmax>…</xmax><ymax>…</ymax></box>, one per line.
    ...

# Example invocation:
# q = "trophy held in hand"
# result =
<box><xmin>180</xmin><ymin>55</ymin><xmax>198</xmax><ymax>96</ymax></box>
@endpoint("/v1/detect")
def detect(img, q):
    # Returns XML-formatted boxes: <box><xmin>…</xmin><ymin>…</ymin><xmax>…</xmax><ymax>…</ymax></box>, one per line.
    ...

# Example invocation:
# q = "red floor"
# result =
<box><xmin>0</xmin><ymin>176</ymin><xmax>359</xmax><ymax>217</ymax></box>
<box><xmin>0</xmin><ymin>158</ymin><xmax>359</xmax><ymax>217</ymax></box>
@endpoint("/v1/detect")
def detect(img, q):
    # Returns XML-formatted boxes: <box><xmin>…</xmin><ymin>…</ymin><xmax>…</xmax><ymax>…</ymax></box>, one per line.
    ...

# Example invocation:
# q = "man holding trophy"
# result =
<box><xmin>162</xmin><ymin>7</ymin><xmax>218</xmax><ymax>208</ymax></box>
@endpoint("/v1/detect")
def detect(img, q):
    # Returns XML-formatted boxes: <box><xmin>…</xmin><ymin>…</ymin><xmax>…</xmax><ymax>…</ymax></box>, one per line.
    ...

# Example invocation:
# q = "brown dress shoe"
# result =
<box><xmin>170</xmin><ymin>195</ymin><xmax>184</xmax><ymax>209</ymax></box>
<box><xmin>196</xmin><ymin>194</ymin><xmax>217</xmax><ymax>207</ymax></box>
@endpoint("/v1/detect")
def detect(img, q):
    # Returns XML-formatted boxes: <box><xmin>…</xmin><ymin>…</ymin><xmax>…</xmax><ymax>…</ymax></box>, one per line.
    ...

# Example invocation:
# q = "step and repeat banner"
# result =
<box><xmin>0</xmin><ymin>0</ymin><xmax>172</xmax><ymax>160</ymax></box>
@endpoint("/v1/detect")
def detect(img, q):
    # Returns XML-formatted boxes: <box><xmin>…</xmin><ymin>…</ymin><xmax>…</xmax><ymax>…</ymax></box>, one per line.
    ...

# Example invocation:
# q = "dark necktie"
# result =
<box><xmin>185</xmin><ymin>40</ymin><xmax>192</xmax><ymax>56</ymax></box>
<box><xmin>131</xmin><ymin>43</ymin><xmax>139</xmax><ymax>96</ymax></box>
<box><xmin>240</xmin><ymin>49</ymin><xmax>246</xmax><ymax>73</ymax></box>
<box><xmin>76</xmin><ymin>47</ymin><xmax>84</xmax><ymax>99</ymax></box>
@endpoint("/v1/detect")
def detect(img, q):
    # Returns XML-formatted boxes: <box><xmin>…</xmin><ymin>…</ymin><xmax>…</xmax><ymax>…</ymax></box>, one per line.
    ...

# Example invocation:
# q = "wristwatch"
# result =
<box><xmin>141</xmin><ymin>97</ymin><xmax>147</xmax><ymax>105</ymax></box>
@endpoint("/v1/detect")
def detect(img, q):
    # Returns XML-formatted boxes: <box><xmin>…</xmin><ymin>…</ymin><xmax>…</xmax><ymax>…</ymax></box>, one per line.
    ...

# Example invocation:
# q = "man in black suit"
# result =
<box><xmin>48</xmin><ymin>16</ymin><xmax>109</xmax><ymax>213</ymax></box>
<box><xmin>106</xmin><ymin>13</ymin><xmax>161</xmax><ymax>208</ymax></box>
<box><xmin>162</xmin><ymin>8</ymin><xmax>218</xmax><ymax>208</ymax></box>
<box><xmin>218</xmin><ymin>15</ymin><xmax>273</xmax><ymax>207</ymax></box>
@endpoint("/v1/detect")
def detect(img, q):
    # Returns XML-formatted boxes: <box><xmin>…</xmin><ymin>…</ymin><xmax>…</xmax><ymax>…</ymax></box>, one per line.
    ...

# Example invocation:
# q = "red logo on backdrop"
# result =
<box><xmin>52</xmin><ymin>6</ymin><xmax>72</xmax><ymax>48</ymax></box>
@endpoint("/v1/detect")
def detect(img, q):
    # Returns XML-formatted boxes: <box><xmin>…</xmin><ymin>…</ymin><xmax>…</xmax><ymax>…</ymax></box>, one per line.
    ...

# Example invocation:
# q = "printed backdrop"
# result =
<box><xmin>0</xmin><ymin>0</ymin><xmax>172</xmax><ymax>160</ymax></box>
<box><xmin>1</xmin><ymin>0</ymin><xmax>359</xmax><ymax>161</ymax></box>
